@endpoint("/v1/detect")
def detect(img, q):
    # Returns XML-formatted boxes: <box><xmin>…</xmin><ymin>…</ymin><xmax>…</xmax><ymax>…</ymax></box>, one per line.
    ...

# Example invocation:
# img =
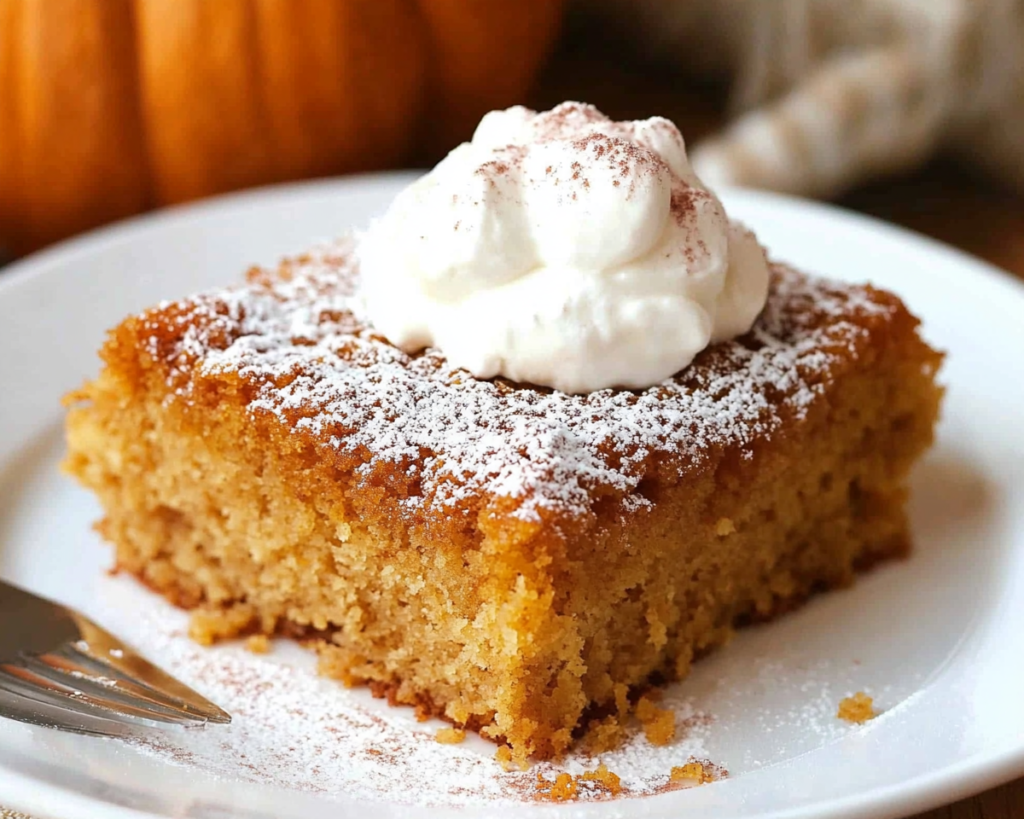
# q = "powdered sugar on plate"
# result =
<box><xmin>84</xmin><ymin>572</ymin><xmax>916</xmax><ymax>809</ymax></box>
<box><xmin>91</xmin><ymin>576</ymin><xmax>718</xmax><ymax>808</ymax></box>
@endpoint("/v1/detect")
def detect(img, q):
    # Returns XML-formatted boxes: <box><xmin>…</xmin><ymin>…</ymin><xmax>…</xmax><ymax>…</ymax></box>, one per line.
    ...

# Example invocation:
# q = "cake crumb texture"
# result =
<box><xmin>582</xmin><ymin>763</ymin><xmax>623</xmax><ymax>795</ymax></box>
<box><xmin>637</xmin><ymin>695</ymin><xmax>677</xmax><ymax>746</ymax></box>
<box><xmin>837</xmin><ymin>691</ymin><xmax>877</xmax><ymax>723</ymax></box>
<box><xmin>494</xmin><ymin>745</ymin><xmax>517</xmax><ymax>772</ymax></box>
<box><xmin>245</xmin><ymin>634</ymin><xmax>270</xmax><ymax>655</ymax></box>
<box><xmin>435</xmin><ymin>727</ymin><xmax>466</xmax><ymax>745</ymax></box>
<box><xmin>536</xmin><ymin>771</ymin><xmax>579</xmax><ymax>802</ymax></box>
<box><xmin>63</xmin><ymin>240</ymin><xmax>943</xmax><ymax>760</ymax></box>
<box><xmin>533</xmin><ymin>763</ymin><xmax>626</xmax><ymax>801</ymax></box>
<box><xmin>670</xmin><ymin>761</ymin><xmax>713</xmax><ymax>785</ymax></box>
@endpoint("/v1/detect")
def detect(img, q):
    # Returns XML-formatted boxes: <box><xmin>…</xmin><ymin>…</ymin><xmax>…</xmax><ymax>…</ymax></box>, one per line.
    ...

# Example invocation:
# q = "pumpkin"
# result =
<box><xmin>0</xmin><ymin>0</ymin><xmax>565</xmax><ymax>254</ymax></box>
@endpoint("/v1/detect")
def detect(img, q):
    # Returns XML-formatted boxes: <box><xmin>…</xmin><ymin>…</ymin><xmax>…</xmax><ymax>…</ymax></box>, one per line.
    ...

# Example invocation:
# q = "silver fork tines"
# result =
<box><xmin>0</xmin><ymin>579</ymin><xmax>230</xmax><ymax>737</ymax></box>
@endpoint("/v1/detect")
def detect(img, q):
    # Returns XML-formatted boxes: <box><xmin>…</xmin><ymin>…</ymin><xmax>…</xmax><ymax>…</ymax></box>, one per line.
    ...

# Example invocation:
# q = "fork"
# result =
<box><xmin>0</xmin><ymin>579</ymin><xmax>230</xmax><ymax>737</ymax></box>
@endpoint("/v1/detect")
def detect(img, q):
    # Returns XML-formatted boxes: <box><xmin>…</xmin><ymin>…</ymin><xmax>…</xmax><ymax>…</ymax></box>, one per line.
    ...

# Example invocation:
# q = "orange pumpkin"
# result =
<box><xmin>0</xmin><ymin>0</ymin><xmax>565</xmax><ymax>254</ymax></box>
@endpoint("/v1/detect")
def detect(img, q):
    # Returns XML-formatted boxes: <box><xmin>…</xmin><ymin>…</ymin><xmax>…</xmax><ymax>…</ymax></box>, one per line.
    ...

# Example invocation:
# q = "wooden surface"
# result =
<box><xmin>530</xmin><ymin>30</ymin><xmax>1024</xmax><ymax>819</ymax></box>
<box><xmin>3</xmin><ymin>28</ymin><xmax>1024</xmax><ymax>819</ymax></box>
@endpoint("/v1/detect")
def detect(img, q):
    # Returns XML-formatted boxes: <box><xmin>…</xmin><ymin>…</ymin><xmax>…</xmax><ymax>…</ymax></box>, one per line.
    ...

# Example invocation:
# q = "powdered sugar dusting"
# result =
<box><xmin>139</xmin><ymin>237</ymin><xmax>894</xmax><ymax>524</ymax></box>
<box><xmin>84</xmin><ymin>573</ymin><xmax>922</xmax><ymax>808</ymax></box>
<box><xmin>92</xmin><ymin>578</ymin><xmax>715</xmax><ymax>807</ymax></box>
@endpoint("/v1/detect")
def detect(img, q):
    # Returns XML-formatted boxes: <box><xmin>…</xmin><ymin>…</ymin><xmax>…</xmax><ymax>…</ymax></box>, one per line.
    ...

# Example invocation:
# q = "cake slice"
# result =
<box><xmin>64</xmin><ymin>241</ymin><xmax>942</xmax><ymax>760</ymax></box>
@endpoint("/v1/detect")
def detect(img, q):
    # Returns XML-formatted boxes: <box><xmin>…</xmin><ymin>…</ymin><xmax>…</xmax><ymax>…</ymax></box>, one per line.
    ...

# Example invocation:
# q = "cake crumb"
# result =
<box><xmin>535</xmin><ymin>764</ymin><xmax>625</xmax><ymax>801</ymax></box>
<box><xmin>582</xmin><ymin>714</ymin><xmax>628</xmax><ymax>754</ymax></box>
<box><xmin>435</xmin><ymin>727</ymin><xmax>466</xmax><ymax>745</ymax></box>
<box><xmin>637</xmin><ymin>695</ymin><xmax>676</xmax><ymax>745</ymax></box>
<box><xmin>536</xmin><ymin>772</ymin><xmax>578</xmax><ymax>802</ymax></box>
<box><xmin>188</xmin><ymin>605</ymin><xmax>254</xmax><ymax>646</ymax></box>
<box><xmin>315</xmin><ymin>643</ymin><xmax>360</xmax><ymax>687</ymax></box>
<box><xmin>581</xmin><ymin>763</ymin><xmax>623</xmax><ymax>796</ymax></box>
<box><xmin>837</xmin><ymin>691</ymin><xmax>877</xmax><ymax>723</ymax></box>
<box><xmin>245</xmin><ymin>634</ymin><xmax>270</xmax><ymax>654</ymax></box>
<box><xmin>495</xmin><ymin>745</ymin><xmax>514</xmax><ymax>771</ymax></box>
<box><xmin>715</xmin><ymin>517</ymin><xmax>736</xmax><ymax>536</ymax></box>
<box><xmin>670</xmin><ymin>761</ymin><xmax>711</xmax><ymax>785</ymax></box>
<box><xmin>414</xmin><ymin>703</ymin><xmax>433</xmax><ymax>723</ymax></box>
<box><xmin>613</xmin><ymin>683</ymin><xmax>630</xmax><ymax>718</ymax></box>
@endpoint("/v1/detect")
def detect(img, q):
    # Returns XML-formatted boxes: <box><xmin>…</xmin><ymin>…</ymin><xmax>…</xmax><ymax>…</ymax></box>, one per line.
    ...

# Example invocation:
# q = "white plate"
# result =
<box><xmin>1</xmin><ymin>174</ymin><xmax>1023</xmax><ymax>819</ymax></box>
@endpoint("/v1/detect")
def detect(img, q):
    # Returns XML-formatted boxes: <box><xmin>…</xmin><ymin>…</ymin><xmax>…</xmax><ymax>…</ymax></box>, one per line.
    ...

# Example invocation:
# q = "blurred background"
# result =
<box><xmin>0</xmin><ymin>0</ymin><xmax>1022</xmax><ymax>275</ymax></box>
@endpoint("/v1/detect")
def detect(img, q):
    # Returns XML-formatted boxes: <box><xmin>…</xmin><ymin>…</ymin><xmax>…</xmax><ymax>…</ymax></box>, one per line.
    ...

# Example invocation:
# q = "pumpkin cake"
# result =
<box><xmin>63</xmin><ymin>238</ymin><xmax>942</xmax><ymax>761</ymax></box>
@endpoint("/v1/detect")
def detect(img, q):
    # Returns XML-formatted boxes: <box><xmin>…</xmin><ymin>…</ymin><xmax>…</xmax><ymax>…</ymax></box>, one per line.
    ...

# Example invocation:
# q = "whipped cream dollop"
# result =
<box><xmin>357</xmin><ymin>102</ymin><xmax>770</xmax><ymax>394</ymax></box>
